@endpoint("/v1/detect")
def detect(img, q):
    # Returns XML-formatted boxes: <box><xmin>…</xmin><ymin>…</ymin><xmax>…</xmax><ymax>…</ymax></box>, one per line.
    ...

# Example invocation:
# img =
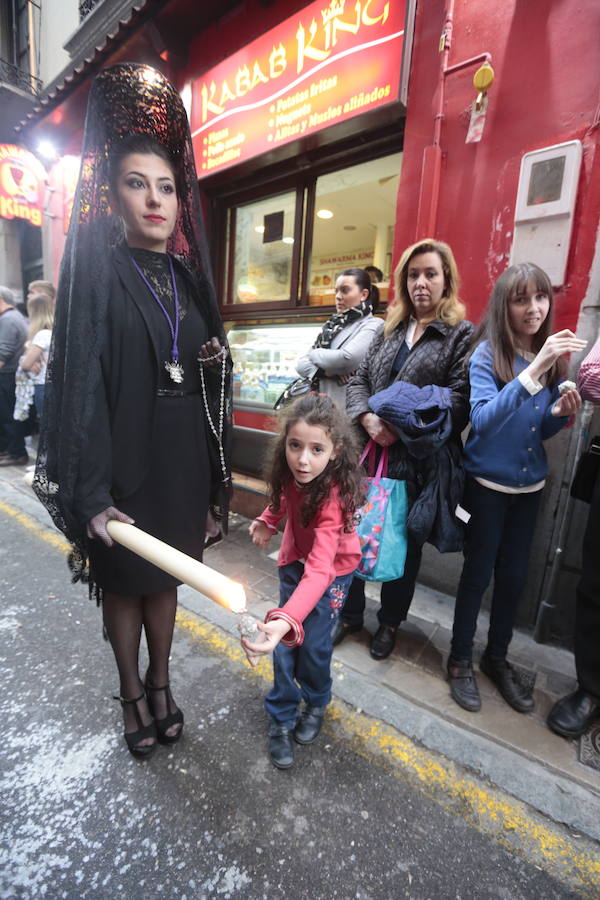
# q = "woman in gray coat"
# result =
<box><xmin>296</xmin><ymin>268</ymin><xmax>383</xmax><ymax>407</ymax></box>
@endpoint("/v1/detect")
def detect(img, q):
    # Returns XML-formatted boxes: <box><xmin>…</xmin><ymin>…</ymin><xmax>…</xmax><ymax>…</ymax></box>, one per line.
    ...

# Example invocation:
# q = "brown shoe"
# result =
<box><xmin>0</xmin><ymin>454</ymin><xmax>29</xmax><ymax>467</ymax></box>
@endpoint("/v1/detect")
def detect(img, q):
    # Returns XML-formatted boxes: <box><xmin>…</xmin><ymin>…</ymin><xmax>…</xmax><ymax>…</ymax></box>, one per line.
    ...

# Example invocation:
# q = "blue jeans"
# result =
<box><xmin>34</xmin><ymin>384</ymin><xmax>45</xmax><ymax>419</ymax></box>
<box><xmin>265</xmin><ymin>561</ymin><xmax>354</xmax><ymax>728</ymax></box>
<box><xmin>450</xmin><ymin>477</ymin><xmax>542</xmax><ymax>661</ymax></box>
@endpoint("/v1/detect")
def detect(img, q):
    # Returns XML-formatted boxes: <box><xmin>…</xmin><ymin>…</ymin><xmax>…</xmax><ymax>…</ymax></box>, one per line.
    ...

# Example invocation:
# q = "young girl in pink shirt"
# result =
<box><xmin>242</xmin><ymin>393</ymin><xmax>363</xmax><ymax>769</ymax></box>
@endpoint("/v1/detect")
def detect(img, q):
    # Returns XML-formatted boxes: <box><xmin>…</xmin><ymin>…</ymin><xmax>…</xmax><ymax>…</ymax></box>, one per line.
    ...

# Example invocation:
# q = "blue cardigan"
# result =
<box><xmin>464</xmin><ymin>341</ymin><xmax>567</xmax><ymax>489</ymax></box>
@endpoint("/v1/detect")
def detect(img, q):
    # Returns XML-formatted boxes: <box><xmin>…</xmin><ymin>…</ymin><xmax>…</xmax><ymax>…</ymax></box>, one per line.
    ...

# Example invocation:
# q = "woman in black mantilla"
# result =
<box><xmin>34</xmin><ymin>64</ymin><xmax>232</xmax><ymax>758</ymax></box>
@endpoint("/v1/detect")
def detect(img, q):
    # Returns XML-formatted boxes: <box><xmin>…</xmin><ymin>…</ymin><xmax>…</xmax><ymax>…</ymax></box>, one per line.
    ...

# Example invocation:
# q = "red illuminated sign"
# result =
<box><xmin>191</xmin><ymin>0</ymin><xmax>406</xmax><ymax>176</ymax></box>
<box><xmin>0</xmin><ymin>144</ymin><xmax>46</xmax><ymax>227</ymax></box>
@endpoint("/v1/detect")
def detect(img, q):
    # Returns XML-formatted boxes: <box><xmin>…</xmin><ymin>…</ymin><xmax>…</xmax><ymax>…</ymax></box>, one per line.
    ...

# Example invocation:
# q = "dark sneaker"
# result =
<box><xmin>479</xmin><ymin>653</ymin><xmax>534</xmax><ymax>713</ymax></box>
<box><xmin>447</xmin><ymin>657</ymin><xmax>481</xmax><ymax>712</ymax></box>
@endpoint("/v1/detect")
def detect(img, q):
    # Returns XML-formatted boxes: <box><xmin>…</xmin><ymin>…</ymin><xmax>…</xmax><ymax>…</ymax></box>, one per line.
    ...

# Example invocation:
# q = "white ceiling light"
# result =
<box><xmin>282</xmin><ymin>236</ymin><xmax>294</xmax><ymax>244</ymax></box>
<box><xmin>254</xmin><ymin>225</ymin><xmax>265</xmax><ymax>233</ymax></box>
<box><xmin>316</xmin><ymin>209</ymin><xmax>334</xmax><ymax>219</ymax></box>
<box><xmin>37</xmin><ymin>140</ymin><xmax>57</xmax><ymax>160</ymax></box>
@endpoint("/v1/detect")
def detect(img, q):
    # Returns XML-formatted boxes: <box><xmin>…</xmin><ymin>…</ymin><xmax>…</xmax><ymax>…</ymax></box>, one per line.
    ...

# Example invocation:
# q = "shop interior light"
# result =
<box><xmin>254</xmin><ymin>225</ymin><xmax>265</xmax><ymax>233</ymax></box>
<box><xmin>282</xmin><ymin>236</ymin><xmax>294</xmax><ymax>244</ymax></box>
<box><xmin>316</xmin><ymin>209</ymin><xmax>334</xmax><ymax>219</ymax></box>
<box><xmin>37</xmin><ymin>140</ymin><xmax>57</xmax><ymax>161</ymax></box>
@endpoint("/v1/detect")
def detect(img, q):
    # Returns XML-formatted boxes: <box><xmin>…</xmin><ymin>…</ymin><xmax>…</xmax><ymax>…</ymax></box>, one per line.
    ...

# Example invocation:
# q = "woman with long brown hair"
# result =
<box><xmin>447</xmin><ymin>262</ymin><xmax>584</xmax><ymax>714</ymax></box>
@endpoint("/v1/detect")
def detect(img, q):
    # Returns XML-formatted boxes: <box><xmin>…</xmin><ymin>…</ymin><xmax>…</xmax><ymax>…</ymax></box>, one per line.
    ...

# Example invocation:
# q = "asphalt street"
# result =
<box><xmin>0</xmin><ymin>497</ymin><xmax>598</xmax><ymax>900</ymax></box>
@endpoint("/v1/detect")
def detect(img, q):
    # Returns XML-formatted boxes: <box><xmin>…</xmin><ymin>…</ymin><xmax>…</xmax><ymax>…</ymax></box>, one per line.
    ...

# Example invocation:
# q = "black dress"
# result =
<box><xmin>88</xmin><ymin>248</ymin><xmax>211</xmax><ymax>595</ymax></box>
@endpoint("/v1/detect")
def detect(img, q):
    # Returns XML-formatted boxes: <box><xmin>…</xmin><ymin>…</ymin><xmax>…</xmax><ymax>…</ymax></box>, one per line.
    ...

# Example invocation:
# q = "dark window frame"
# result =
<box><xmin>204</xmin><ymin>123</ymin><xmax>403</xmax><ymax>322</ymax></box>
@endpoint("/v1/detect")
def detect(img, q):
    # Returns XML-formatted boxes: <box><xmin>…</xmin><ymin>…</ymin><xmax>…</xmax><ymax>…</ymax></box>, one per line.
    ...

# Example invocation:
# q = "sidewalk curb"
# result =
<box><xmin>178</xmin><ymin>584</ymin><xmax>600</xmax><ymax>844</ymax></box>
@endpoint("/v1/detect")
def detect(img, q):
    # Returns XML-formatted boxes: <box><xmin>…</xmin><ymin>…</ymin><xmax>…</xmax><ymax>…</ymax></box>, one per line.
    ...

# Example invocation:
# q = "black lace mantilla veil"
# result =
<box><xmin>33</xmin><ymin>63</ymin><xmax>232</xmax><ymax>596</ymax></box>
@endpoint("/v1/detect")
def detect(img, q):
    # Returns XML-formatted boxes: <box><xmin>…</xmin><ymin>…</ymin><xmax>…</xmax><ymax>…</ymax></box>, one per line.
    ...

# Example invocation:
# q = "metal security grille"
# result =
<box><xmin>79</xmin><ymin>0</ymin><xmax>101</xmax><ymax>20</ymax></box>
<box><xmin>0</xmin><ymin>55</ymin><xmax>40</xmax><ymax>93</ymax></box>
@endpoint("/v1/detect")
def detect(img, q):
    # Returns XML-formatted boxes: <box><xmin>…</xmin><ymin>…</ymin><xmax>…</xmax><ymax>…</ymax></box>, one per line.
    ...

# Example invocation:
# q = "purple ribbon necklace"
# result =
<box><xmin>131</xmin><ymin>254</ymin><xmax>184</xmax><ymax>384</ymax></box>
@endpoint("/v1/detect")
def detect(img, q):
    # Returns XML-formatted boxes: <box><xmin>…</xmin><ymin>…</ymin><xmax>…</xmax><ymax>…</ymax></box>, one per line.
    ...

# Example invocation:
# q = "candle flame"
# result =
<box><xmin>214</xmin><ymin>581</ymin><xmax>247</xmax><ymax>614</ymax></box>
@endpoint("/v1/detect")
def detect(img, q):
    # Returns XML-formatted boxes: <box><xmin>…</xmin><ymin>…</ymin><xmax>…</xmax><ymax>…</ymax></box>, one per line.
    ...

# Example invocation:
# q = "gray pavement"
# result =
<box><xmin>0</xmin><ymin>464</ymin><xmax>599</xmax><ymax>898</ymax></box>
<box><xmin>185</xmin><ymin>515</ymin><xmax>600</xmax><ymax>844</ymax></box>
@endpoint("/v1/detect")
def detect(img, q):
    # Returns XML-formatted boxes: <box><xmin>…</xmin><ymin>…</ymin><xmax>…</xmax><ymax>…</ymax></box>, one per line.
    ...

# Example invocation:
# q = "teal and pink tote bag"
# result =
<box><xmin>355</xmin><ymin>441</ymin><xmax>408</xmax><ymax>582</ymax></box>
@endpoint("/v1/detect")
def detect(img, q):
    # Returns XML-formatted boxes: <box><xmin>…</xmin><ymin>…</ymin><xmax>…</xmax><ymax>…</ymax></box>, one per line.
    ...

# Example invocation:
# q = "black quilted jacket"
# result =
<box><xmin>346</xmin><ymin>317</ymin><xmax>474</xmax><ymax>483</ymax></box>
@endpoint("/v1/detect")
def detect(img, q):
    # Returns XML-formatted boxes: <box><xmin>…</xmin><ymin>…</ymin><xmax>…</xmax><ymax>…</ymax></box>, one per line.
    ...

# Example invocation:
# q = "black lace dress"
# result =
<box><xmin>88</xmin><ymin>248</ymin><xmax>211</xmax><ymax>595</ymax></box>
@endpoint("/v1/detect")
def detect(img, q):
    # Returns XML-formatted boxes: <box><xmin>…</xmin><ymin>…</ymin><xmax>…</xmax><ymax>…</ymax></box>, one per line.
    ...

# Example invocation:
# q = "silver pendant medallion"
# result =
<box><xmin>165</xmin><ymin>360</ymin><xmax>185</xmax><ymax>384</ymax></box>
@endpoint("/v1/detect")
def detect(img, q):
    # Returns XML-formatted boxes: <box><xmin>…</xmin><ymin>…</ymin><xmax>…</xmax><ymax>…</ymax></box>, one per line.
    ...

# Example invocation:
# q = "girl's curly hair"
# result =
<box><xmin>266</xmin><ymin>393</ymin><xmax>364</xmax><ymax>532</ymax></box>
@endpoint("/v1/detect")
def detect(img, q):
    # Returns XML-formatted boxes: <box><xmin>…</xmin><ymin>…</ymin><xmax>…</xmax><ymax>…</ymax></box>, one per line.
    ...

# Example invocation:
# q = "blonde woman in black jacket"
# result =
<box><xmin>334</xmin><ymin>239</ymin><xmax>473</xmax><ymax>660</ymax></box>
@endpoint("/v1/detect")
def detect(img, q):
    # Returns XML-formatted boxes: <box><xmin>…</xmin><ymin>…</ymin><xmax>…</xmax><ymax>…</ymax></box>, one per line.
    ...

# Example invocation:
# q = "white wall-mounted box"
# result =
<box><xmin>510</xmin><ymin>140</ymin><xmax>582</xmax><ymax>286</ymax></box>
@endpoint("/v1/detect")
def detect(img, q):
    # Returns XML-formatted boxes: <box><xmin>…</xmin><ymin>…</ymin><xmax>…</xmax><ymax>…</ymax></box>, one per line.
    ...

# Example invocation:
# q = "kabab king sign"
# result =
<box><xmin>191</xmin><ymin>0</ymin><xmax>407</xmax><ymax>175</ymax></box>
<box><xmin>0</xmin><ymin>144</ymin><xmax>46</xmax><ymax>227</ymax></box>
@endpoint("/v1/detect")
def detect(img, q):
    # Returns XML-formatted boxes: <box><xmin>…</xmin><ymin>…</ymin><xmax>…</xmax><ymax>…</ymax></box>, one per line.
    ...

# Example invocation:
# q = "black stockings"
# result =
<box><xmin>103</xmin><ymin>588</ymin><xmax>180</xmax><ymax>738</ymax></box>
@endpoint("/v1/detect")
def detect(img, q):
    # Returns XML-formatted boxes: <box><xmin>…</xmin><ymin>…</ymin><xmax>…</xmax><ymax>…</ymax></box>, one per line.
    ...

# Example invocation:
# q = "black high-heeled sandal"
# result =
<box><xmin>114</xmin><ymin>692</ymin><xmax>157</xmax><ymax>759</ymax></box>
<box><xmin>144</xmin><ymin>673</ymin><xmax>184</xmax><ymax>744</ymax></box>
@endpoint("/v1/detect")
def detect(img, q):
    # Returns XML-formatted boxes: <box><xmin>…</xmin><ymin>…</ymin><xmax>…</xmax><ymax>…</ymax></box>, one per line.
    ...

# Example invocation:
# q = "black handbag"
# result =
<box><xmin>273</xmin><ymin>373</ymin><xmax>319</xmax><ymax>410</ymax></box>
<box><xmin>570</xmin><ymin>435</ymin><xmax>600</xmax><ymax>503</ymax></box>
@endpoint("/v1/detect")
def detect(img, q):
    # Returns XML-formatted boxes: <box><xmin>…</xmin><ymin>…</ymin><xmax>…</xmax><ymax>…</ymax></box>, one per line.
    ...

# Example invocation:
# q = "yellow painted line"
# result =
<box><xmin>175</xmin><ymin>607</ymin><xmax>600</xmax><ymax>898</ymax></box>
<box><xmin>3</xmin><ymin>498</ymin><xmax>599</xmax><ymax>896</ymax></box>
<box><xmin>0</xmin><ymin>498</ymin><xmax>71</xmax><ymax>553</ymax></box>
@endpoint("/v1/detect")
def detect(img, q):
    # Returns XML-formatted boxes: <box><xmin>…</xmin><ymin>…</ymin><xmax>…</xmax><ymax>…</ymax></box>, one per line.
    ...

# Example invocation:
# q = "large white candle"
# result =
<box><xmin>106</xmin><ymin>520</ymin><xmax>247</xmax><ymax>613</ymax></box>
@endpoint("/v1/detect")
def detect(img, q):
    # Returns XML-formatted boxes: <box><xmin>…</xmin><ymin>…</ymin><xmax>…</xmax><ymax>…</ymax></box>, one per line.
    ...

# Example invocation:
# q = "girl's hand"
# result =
<box><xmin>86</xmin><ymin>506</ymin><xmax>134</xmax><ymax>547</ymax></box>
<box><xmin>249</xmin><ymin>519</ymin><xmax>272</xmax><ymax>547</ymax></box>
<box><xmin>198</xmin><ymin>337</ymin><xmax>227</xmax><ymax>367</ymax></box>
<box><xmin>359</xmin><ymin>412</ymin><xmax>397</xmax><ymax>446</ymax></box>
<box><xmin>528</xmin><ymin>330</ymin><xmax>587</xmax><ymax>381</ymax></box>
<box><xmin>241</xmin><ymin>619</ymin><xmax>290</xmax><ymax>664</ymax></box>
<box><xmin>552</xmin><ymin>388</ymin><xmax>582</xmax><ymax>417</ymax></box>
<box><xmin>337</xmin><ymin>373</ymin><xmax>354</xmax><ymax>385</ymax></box>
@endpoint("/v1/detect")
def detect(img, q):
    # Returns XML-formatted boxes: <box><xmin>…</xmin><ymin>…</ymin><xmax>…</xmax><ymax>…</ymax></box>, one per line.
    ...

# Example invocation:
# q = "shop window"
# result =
<box><xmin>229</xmin><ymin>189</ymin><xmax>297</xmax><ymax>304</ymax></box>
<box><xmin>308</xmin><ymin>153</ymin><xmax>401</xmax><ymax>306</ymax></box>
<box><xmin>217</xmin><ymin>150</ymin><xmax>401</xmax><ymax>313</ymax></box>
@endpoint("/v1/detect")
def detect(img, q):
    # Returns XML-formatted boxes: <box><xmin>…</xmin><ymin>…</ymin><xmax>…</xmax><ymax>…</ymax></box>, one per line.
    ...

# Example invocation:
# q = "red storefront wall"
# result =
<box><xmin>395</xmin><ymin>0</ymin><xmax>600</xmax><ymax>329</ymax></box>
<box><xmin>184</xmin><ymin>0</ymin><xmax>600</xmax><ymax>329</ymax></box>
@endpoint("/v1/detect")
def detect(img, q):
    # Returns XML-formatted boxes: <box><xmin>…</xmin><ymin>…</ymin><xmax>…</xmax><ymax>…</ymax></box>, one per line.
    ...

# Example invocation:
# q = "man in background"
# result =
<box><xmin>547</xmin><ymin>330</ymin><xmax>600</xmax><ymax>737</ymax></box>
<box><xmin>0</xmin><ymin>286</ymin><xmax>29</xmax><ymax>466</ymax></box>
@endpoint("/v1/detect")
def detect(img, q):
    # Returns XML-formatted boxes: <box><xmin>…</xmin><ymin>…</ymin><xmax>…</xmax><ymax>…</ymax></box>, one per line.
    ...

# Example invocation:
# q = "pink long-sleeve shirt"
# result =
<box><xmin>257</xmin><ymin>482</ymin><xmax>361</xmax><ymax>647</ymax></box>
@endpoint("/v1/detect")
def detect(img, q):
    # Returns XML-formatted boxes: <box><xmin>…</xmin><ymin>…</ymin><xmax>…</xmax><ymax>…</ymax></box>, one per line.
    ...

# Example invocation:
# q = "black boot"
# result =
<box><xmin>293</xmin><ymin>705</ymin><xmax>325</xmax><ymax>745</ymax></box>
<box><xmin>331</xmin><ymin>619</ymin><xmax>362</xmax><ymax>646</ymax></box>
<box><xmin>370</xmin><ymin>624</ymin><xmax>398</xmax><ymax>660</ymax></box>
<box><xmin>479</xmin><ymin>652</ymin><xmax>534</xmax><ymax>713</ymax></box>
<box><xmin>547</xmin><ymin>688</ymin><xmax>600</xmax><ymax>739</ymax></box>
<box><xmin>268</xmin><ymin>725</ymin><xmax>294</xmax><ymax>769</ymax></box>
<box><xmin>447</xmin><ymin>657</ymin><xmax>481</xmax><ymax>712</ymax></box>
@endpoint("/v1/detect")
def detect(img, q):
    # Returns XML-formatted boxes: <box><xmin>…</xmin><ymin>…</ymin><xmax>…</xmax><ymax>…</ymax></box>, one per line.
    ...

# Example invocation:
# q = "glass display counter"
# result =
<box><xmin>227</xmin><ymin>322</ymin><xmax>323</xmax><ymax>409</ymax></box>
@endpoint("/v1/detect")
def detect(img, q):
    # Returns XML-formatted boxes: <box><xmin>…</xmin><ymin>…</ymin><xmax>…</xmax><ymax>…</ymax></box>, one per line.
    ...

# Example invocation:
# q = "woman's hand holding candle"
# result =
<box><xmin>88</xmin><ymin>506</ymin><xmax>134</xmax><ymax>546</ymax></box>
<box><xmin>105</xmin><ymin>521</ymin><xmax>247</xmax><ymax>613</ymax></box>
<box><xmin>241</xmin><ymin>619</ymin><xmax>290</xmax><ymax>666</ymax></box>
